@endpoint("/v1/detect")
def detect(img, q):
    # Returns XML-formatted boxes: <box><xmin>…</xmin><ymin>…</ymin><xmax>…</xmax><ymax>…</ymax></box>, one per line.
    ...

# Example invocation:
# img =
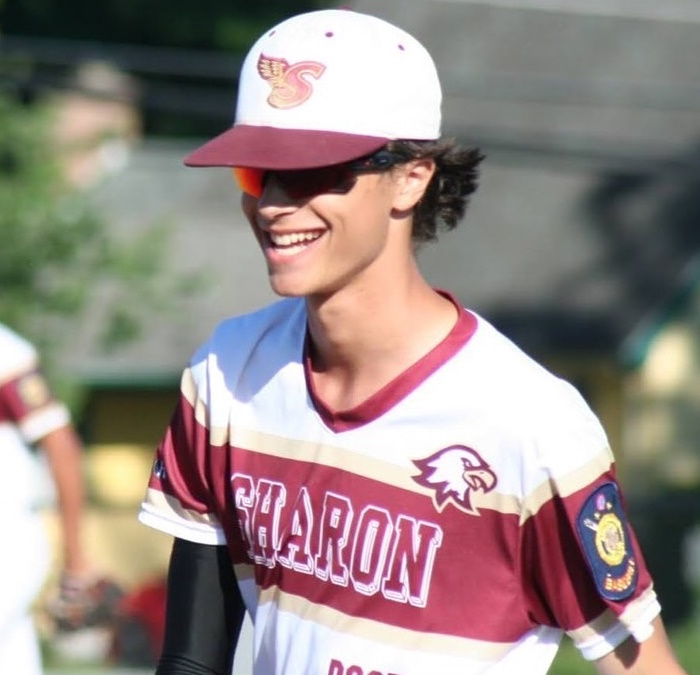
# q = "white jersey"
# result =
<box><xmin>140</xmin><ymin>295</ymin><xmax>660</xmax><ymax>675</ymax></box>
<box><xmin>0</xmin><ymin>323</ymin><xmax>70</xmax><ymax>515</ymax></box>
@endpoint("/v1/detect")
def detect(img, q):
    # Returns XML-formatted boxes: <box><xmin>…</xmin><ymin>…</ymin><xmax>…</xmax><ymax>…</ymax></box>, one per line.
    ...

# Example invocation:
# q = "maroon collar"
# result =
<box><xmin>304</xmin><ymin>291</ymin><xmax>477</xmax><ymax>433</ymax></box>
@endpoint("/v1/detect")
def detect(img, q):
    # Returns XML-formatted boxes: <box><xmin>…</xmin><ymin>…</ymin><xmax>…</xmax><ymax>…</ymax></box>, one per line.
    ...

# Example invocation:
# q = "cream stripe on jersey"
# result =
<box><xmin>567</xmin><ymin>585</ymin><xmax>659</xmax><ymax>647</ymax></box>
<box><xmin>231</xmin><ymin>426</ymin><xmax>432</xmax><ymax>494</ymax></box>
<box><xmin>231</xmin><ymin>425</ymin><xmax>525</xmax><ymax>517</ymax></box>
<box><xmin>190</xmin><ymin>421</ymin><xmax>614</xmax><ymax>522</ymax></box>
<box><xmin>518</xmin><ymin>447</ymin><xmax>614</xmax><ymax>524</ymax></box>
<box><xmin>181</xmin><ymin>367</ymin><xmax>197</xmax><ymax>403</ymax></box>
<box><xmin>181</xmin><ymin>368</ymin><xmax>216</xmax><ymax>436</ymax></box>
<box><xmin>257</xmin><ymin>585</ymin><xmax>517</xmax><ymax>662</ymax></box>
<box><xmin>178</xmin><ymin>367</ymin><xmax>618</xmax><ymax>522</ymax></box>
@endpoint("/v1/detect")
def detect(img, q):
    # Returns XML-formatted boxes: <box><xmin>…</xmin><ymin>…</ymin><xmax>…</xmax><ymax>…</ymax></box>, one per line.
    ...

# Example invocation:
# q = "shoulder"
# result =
<box><xmin>213</xmin><ymin>297</ymin><xmax>304</xmax><ymax>343</ymax></box>
<box><xmin>465</xmin><ymin>312</ymin><xmax>610</xmax><ymax>467</ymax></box>
<box><xmin>466</xmin><ymin>313</ymin><xmax>590</xmax><ymax>413</ymax></box>
<box><xmin>194</xmin><ymin>297</ymin><xmax>305</xmax><ymax>364</ymax></box>
<box><xmin>0</xmin><ymin>323</ymin><xmax>38</xmax><ymax>382</ymax></box>
<box><xmin>182</xmin><ymin>298</ymin><xmax>306</xmax><ymax>400</ymax></box>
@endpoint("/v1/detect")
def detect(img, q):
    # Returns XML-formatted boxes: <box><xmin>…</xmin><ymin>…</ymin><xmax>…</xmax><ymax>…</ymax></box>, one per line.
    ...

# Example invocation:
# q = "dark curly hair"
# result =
<box><xmin>386</xmin><ymin>139</ymin><xmax>485</xmax><ymax>243</ymax></box>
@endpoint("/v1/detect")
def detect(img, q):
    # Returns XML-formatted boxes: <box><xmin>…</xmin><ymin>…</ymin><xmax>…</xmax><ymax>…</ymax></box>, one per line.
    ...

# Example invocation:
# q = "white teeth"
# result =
<box><xmin>269</xmin><ymin>231</ymin><xmax>322</xmax><ymax>247</ymax></box>
<box><xmin>276</xmin><ymin>243</ymin><xmax>310</xmax><ymax>257</ymax></box>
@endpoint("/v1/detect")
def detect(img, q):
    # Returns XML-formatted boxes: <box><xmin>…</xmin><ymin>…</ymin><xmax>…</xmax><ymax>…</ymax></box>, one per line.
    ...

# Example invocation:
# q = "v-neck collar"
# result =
<box><xmin>304</xmin><ymin>291</ymin><xmax>477</xmax><ymax>433</ymax></box>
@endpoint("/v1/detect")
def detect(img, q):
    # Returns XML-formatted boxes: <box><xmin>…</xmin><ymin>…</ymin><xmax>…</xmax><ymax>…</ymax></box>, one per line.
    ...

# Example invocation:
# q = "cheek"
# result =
<box><xmin>349</xmin><ymin>180</ymin><xmax>396</xmax><ymax>231</ymax></box>
<box><xmin>338</xmin><ymin>192</ymin><xmax>394</xmax><ymax>255</ymax></box>
<box><xmin>241</xmin><ymin>193</ymin><xmax>258</xmax><ymax>220</ymax></box>
<box><xmin>241</xmin><ymin>194</ymin><xmax>264</xmax><ymax>243</ymax></box>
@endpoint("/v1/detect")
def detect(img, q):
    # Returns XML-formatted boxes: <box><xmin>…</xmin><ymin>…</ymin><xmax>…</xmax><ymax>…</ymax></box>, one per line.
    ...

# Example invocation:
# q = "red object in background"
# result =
<box><xmin>110</xmin><ymin>577</ymin><xmax>167</xmax><ymax>667</ymax></box>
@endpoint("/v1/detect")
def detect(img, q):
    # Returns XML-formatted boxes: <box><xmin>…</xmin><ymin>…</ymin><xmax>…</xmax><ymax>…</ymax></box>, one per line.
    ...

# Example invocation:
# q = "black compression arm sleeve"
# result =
<box><xmin>155</xmin><ymin>538</ymin><xmax>246</xmax><ymax>675</ymax></box>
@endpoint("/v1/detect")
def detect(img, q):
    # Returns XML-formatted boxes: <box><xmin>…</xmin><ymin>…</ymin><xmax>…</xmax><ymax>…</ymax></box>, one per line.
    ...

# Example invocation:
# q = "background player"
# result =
<box><xmin>0</xmin><ymin>321</ymin><xmax>96</xmax><ymax>674</ymax></box>
<box><xmin>139</xmin><ymin>8</ymin><xmax>688</xmax><ymax>675</ymax></box>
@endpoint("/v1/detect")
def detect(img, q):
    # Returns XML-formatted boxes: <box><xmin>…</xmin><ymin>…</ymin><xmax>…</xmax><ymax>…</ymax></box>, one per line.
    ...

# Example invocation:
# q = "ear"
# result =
<box><xmin>392</xmin><ymin>158</ymin><xmax>436</xmax><ymax>212</ymax></box>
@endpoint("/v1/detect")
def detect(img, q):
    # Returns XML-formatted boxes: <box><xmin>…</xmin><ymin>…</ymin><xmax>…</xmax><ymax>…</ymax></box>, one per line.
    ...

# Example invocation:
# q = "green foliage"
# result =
<box><xmin>0</xmin><ymin>93</ymin><xmax>204</xmax><ymax>402</ymax></box>
<box><xmin>548</xmin><ymin>639</ymin><xmax>597</xmax><ymax>674</ymax></box>
<box><xmin>0</xmin><ymin>96</ymin><xmax>99</xmax><ymax>330</ymax></box>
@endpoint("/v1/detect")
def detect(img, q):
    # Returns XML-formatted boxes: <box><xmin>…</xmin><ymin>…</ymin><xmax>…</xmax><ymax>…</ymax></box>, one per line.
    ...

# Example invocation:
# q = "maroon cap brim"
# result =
<box><xmin>183</xmin><ymin>125</ymin><xmax>389</xmax><ymax>170</ymax></box>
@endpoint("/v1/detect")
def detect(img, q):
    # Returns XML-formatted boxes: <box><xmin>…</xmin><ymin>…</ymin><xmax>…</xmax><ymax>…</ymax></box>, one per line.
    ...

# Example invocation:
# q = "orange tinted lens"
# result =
<box><xmin>233</xmin><ymin>167</ymin><xmax>264</xmax><ymax>197</ymax></box>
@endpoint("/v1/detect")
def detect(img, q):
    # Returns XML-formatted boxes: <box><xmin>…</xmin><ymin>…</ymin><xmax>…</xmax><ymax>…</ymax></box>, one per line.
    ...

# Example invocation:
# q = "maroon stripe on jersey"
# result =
<box><xmin>203</xmin><ymin>444</ymin><xmax>537</xmax><ymax>643</ymax></box>
<box><xmin>307</xmin><ymin>294</ymin><xmax>478</xmax><ymax>432</ymax></box>
<box><xmin>519</xmin><ymin>473</ymin><xmax>653</xmax><ymax>632</ymax></box>
<box><xmin>0</xmin><ymin>382</ymin><xmax>11</xmax><ymax>422</ymax></box>
<box><xmin>149</xmin><ymin>394</ymin><xmax>221</xmax><ymax>515</ymax></box>
<box><xmin>0</xmin><ymin>369</ymin><xmax>53</xmax><ymax>424</ymax></box>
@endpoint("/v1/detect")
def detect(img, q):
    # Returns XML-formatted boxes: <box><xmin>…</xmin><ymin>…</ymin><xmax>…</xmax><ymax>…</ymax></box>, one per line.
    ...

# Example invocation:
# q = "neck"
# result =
<box><xmin>305</xmin><ymin>267</ymin><xmax>458</xmax><ymax>410</ymax></box>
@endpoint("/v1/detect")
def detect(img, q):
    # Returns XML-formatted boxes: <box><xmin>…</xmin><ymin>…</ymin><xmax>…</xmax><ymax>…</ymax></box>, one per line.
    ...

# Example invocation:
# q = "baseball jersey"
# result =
<box><xmin>139</xmin><ymin>294</ymin><xmax>660</xmax><ymax>675</ymax></box>
<box><xmin>0</xmin><ymin>323</ymin><xmax>70</xmax><ymax>515</ymax></box>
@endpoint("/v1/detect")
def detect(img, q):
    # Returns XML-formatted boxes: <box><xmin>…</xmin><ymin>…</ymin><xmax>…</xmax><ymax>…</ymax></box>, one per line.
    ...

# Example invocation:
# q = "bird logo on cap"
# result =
<box><xmin>257</xmin><ymin>54</ymin><xmax>326</xmax><ymax>109</ymax></box>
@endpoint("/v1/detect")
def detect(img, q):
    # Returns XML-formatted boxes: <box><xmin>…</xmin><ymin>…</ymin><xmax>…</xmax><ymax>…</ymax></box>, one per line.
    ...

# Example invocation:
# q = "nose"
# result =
<box><xmin>245</xmin><ymin>175</ymin><xmax>302</xmax><ymax>228</ymax></box>
<box><xmin>258</xmin><ymin>174</ymin><xmax>303</xmax><ymax>208</ymax></box>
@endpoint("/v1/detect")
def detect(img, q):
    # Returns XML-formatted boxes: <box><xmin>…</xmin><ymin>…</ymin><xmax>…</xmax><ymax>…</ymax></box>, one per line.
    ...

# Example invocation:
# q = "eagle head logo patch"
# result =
<box><xmin>412</xmin><ymin>445</ymin><xmax>497</xmax><ymax>515</ymax></box>
<box><xmin>257</xmin><ymin>54</ymin><xmax>326</xmax><ymax>109</ymax></box>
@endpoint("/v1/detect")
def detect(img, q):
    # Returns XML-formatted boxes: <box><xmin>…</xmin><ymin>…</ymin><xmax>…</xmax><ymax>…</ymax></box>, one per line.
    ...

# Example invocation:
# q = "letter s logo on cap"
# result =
<box><xmin>258</xmin><ymin>54</ymin><xmax>326</xmax><ymax>109</ymax></box>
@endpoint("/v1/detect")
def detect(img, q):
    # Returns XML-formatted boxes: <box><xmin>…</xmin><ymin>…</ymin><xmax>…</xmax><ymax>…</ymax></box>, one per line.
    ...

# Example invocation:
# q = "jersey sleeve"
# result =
<box><xmin>139</xmin><ymin>354</ymin><xmax>227</xmax><ymax>546</ymax></box>
<box><xmin>0</xmin><ymin>326</ymin><xmax>70</xmax><ymax>444</ymax></box>
<box><xmin>518</xmin><ymin>386</ymin><xmax>660</xmax><ymax>661</ymax></box>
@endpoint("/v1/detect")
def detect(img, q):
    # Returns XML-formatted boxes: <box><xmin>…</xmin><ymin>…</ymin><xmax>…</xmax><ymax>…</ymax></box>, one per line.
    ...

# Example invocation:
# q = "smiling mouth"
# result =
<box><xmin>267</xmin><ymin>231</ymin><xmax>323</xmax><ymax>256</ymax></box>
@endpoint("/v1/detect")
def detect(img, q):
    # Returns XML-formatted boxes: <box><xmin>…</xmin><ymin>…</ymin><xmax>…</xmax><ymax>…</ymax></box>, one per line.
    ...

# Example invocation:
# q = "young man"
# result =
<box><xmin>0</xmin><ymin>322</ymin><xmax>92</xmax><ymax>674</ymax></box>
<box><xmin>139</xmin><ymin>9</ymin><xmax>687</xmax><ymax>675</ymax></box>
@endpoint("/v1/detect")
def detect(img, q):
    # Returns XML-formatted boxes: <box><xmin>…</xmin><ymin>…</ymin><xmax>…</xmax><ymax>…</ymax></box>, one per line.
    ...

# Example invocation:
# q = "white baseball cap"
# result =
<box><xmin>184</xmin><ymin>9</ymin><xmax>442</xmax><ymax>170</ymax></box>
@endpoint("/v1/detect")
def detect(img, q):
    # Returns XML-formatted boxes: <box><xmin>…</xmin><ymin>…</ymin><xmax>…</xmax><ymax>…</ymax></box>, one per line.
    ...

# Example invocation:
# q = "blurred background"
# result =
<box><xmin>1</xmin><ymin>0</ymin><xmax>699</xmax><ymax>673</ymax></box>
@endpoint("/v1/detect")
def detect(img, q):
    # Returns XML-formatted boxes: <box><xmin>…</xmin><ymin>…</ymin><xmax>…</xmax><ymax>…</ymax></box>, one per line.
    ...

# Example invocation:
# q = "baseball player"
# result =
<box><xmin>139</xmin><ymin>9</ymin><xmax>687</xmax><ymax>675</ymax></box>
<box><xmin>0</xmin><ymin>321</ymin><xmax>97</xmax><ymax>673</ymax></box>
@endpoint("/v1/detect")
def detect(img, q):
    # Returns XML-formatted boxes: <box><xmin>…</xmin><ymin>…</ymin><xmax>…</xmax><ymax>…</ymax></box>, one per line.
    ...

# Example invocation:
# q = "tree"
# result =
<box><xmin>0</xmin><ymin>92</ymin><xmax>201</xmax><ymax>402</ymax></box>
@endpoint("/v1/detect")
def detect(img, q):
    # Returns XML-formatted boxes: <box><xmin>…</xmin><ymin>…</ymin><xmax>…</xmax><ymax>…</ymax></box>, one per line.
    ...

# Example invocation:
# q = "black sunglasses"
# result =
<box><xmin>233</xmin><ymin>149</ymin><xmax>404</xmax><ymax>200</ymax></box>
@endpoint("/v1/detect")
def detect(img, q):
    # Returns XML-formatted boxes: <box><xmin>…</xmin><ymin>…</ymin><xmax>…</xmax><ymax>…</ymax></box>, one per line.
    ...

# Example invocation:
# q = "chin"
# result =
<box><xmin>267</xmin><ymin>269</ymin><xmax>341</xmax><ymax>299</ymax></box>
<box><xmin>267</xmin><ymin>276</ymin><xmax>311</xmax><ymax>298</ymax></box>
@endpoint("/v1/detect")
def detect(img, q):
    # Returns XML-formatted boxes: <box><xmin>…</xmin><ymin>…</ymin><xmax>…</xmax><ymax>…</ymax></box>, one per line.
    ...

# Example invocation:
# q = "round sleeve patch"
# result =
<box><xmin>576</xmin><ymin>482</ymin><xmax>638</xmax><ymax>601</ymax></box>
<box><xmin>17</xmin><ymin>371</ymin><xmax>52</xmax><ymax>410</ymax></box>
